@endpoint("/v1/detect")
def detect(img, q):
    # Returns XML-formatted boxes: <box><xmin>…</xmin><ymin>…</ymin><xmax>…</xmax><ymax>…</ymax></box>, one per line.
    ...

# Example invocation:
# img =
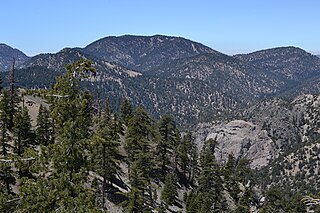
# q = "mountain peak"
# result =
<box><xmin>0</xmin><ymin>43</ymin><xmax>29</xmax><ymax>71</ymax></box>
<box><xmin>83</xmin><ymin>34</ymin><xmax>216</xmax><ymax>72</ymax></box>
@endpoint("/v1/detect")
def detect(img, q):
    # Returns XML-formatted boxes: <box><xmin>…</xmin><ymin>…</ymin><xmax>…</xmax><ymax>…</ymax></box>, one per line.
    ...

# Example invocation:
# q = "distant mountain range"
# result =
<box><xmin>0</xmin><ymin>43</ymin><xmax>29</xmax><ymax>71</ymax></box>
<box><xmin>1</xmin><ymin>35</ymin><xmax>320</xmax><ymax>125</ymax></box>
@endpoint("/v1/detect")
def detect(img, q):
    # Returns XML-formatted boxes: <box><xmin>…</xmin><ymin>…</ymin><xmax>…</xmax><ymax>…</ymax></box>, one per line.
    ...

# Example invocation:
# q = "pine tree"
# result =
<box><xmin>196</xmin><ymin>138</ymin><xmax>225</xmax><ymax>212</ymax></box>
<box><xmin>177</xmin><ymin>131</ymin><xmax>198</xmax><ymax>181</ymax></box>
<box><xmin>0</xmin><ymin>84</ymin><xmax>16</xmax><ymax>195</ymax></box>
<box><xmin>91</xmin><ymin>101</ymin><xmax>123</xmax><ymax>209</ymax></box>
<box><xmin>123</xmin><ymin>106</ymin><xmax>155</xmax><ymax>212</ymax></box>
<box><xmin>260</xmin><ymin>188</ymin><xmax>286</xmax><ymax>213</ymax></box>
<box><xmin>125</xmin><ymin>106</ymin><xmax>154</xmax><ymax>170</ymax></box>
<box><xmin>0</xmin><ymin>91</ymin><xmax>11</xmax><ymax>157</ymax></box>
<box><xmin>120</xmin><ymin>98</ymin><xmax>133</xmax><ymax>126</ymax></box>
<box><xmin>18</xmin><ymin>59</ymin><xmax>100</xmax><ymax>212</ymax></box>
<box><xmin>35</xmin><ymin>104</ymin><xmax>54</xmax><ymax>146</ymax></box>
<box><xmin>161</xmin><ymin>172</ymin><xmax>178</xmax><ymax>206</ymax></box>
<box><xmin>235</xmin><ymin>158</ymin><xmax>252</xmax><ymax>185</ymax></box>
<box><xmin>156</xmin><ymin>115</ymin><xmax>177</xmax><ymax>176</ymax></box>
<box><xmin>8</xmin><ymin>60</ymin><xmax>19</xmax><ymax>131</ymax></box>
<box><xmin>13</xmin><ymin>106</ymin><xmax>35</xmax><ymax>157</ymax></box>
<box><xmin>50</xmin><ymin>59</ymin><xmax>95</xmax><ymax>181</ymax></box>
<box><xmin>0</xmin><ymin>160</ymin><xmax>16</xmax><ymax>194</ymax></box>
<box><xmin>223</xmin><ymin>154</ymin><xmax>241</xmax><ymax>202</ymax></box>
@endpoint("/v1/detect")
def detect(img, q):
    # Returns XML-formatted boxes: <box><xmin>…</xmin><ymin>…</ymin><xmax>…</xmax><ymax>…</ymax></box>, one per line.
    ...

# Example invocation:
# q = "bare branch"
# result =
<box><xmin>0</xmin><ymin>157</ymin><xmax>35</xmax><ymax>163</ymax></box>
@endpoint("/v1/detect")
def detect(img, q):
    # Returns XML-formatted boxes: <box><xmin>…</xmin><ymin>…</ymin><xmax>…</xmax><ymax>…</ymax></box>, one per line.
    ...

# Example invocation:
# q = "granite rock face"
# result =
<box><xmin>195</xmin><ymin>120</ymin><xmax>276</xmax><ymax>168</ymax></box>
<box><xmin>194</xmin><ymin>95</ymin><xmax>320</xmax><ymax>169</ymax></box>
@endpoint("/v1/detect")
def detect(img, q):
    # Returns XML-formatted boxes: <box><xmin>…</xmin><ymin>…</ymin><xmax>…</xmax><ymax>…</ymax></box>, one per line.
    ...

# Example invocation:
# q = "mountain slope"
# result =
<box><xmin>148</xmin><ymin>52</ymin><xmax>283</xmax><ymax>102</ymax></box>
<box><xmin>234</xmin><ymin>47</ymin><xmax>320</xmax><ymax>85</ymax></box>
<box><xmin>4</xmin><ymin>36</ymin><xmax>320</xmax><ymax>126</ymax></box>
<box><xmin>194</xmin><ymin>94</ymin><xmax>320</xmax><ymax>173</ymax></box>
<box><xmin>0</xmin><ymin>43</ymin><xmax>29</xmax><ymax>71</ymax></box>
<box><xmin>8</xmin><ymin>47</ymin><xmax>240</xmax><ymax>125</ymax></box>
<box><xmin>83</xmin><ymin>35</ymin><xmax>216</xmax><ymax>72</ymax></box>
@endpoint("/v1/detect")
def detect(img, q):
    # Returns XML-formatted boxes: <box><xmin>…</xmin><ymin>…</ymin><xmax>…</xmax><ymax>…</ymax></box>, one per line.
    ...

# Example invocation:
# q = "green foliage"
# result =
<box><xmin>156</xmin><ymin>115</ymin><xmax>177</xmax><ymax>176</ymax></box>
<box><xmin>0</xmin><ymin>91</ymin><xmax>11</xmax><ymax>156</ymax></box>
<box><xmin>50</xmin><ymin>59</ymin><xmax>95</xmax><ymax>180</ymax></box>
<box><xmin>91</xmin><ymin>101</ymin><xmax>122</xmax><ymax>186</ymax></box>
<box><xmin>0</xmin><ymin>160</ymin><xmax>15</xmax><ymax>194</ymax></box>
<box><xmin>123</xmin><ymin>106</ymin><xmax>156</xmax><ymax>212</ymax></box>
<box><xmin>260</xmin><ymin>188</ymin><xmax>286</xmax><ymax>212</ymax></box>
<box><xmin>35</xmin><ymin>104</ymin><xmax>54</xmax><ymax>146</ymax></box>
<box><xmin>19</xmin><ymin>173</ymin><xmax>103</xmax><ymax>212</ymax></box>
<box><xmin>0</xmin><ymin>191</ymin><xmax>17</xmax><ymax>212</ymax></box>
<box><xmin>13</xmin><ymin>106</ymin><xmax>35</xmax><ymax>157</ymax></box>
<box><xmin>161</xmin><ymin>172</ymin><xmax>178</xmax><ymax>205</ymax></box>
<box><xmin>120</xmin><ymin>98</ymin><xmax>133</xmax><ymax>126</ymax></box>
<box><xmin>177</xmin><ymin>131</ymin><xmax>198</xmax><ymax>181</ymax></box>
<box><xmin>196</xmin><ymin>138</ymin><xmax>225</xmax><ymax>212</ymax></box>
<box><xmin>125</xmin><ymin>106</ymin><xmax>154</xmax><ymax>168</ymax></box>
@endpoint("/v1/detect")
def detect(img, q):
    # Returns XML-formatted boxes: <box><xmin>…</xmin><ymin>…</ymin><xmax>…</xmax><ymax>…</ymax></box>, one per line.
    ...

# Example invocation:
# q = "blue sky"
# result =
<box><xmin>1</xmin><ymin>0</ymin><xmax>319</xmax><ymax>56</ymax></box>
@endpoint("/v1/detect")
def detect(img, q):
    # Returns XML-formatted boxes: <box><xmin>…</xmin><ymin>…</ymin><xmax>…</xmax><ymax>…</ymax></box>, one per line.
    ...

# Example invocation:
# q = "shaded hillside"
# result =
<box><xmin>148</xmin><ymin>52</ymin><xmax>283</xmax><ymax>102</ymax></box>
<box><xmin>0</xmin><ymin>43</ymin><xmax>29</xmax><ymax>71</ymax></box>
<box><xmin>234</xmin><ymin>47</ymin><xmax>320</xmax><ymax>85</ymax></box>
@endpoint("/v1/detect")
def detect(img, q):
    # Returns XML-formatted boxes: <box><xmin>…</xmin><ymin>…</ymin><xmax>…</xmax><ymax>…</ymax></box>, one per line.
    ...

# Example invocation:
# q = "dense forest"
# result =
<box><xmin>0</xmin><ymin>59</ymin><xmax>319</xmax><ymax>212</ymax></box>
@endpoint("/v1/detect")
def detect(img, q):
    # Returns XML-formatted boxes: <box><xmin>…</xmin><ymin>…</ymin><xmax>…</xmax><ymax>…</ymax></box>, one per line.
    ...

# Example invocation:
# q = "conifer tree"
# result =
<box><xmin>91</xmin><ymin>101</ymin><xmax>123</xmax><ymax>209</ymax></box>
<box><xmin>50</xmin><ymin>59</ymin><xmax>95</xmax><ymax>181</ymax></box>
<box><xmin>0</xmin><ymin>91</ymin><xmax>11</xmax><ymax>157</ymax></box>
<box><xmin>177</xmin><ymin>131</ymin><xmax>198</xmax><ymax>181</ymax></box>
<box><xmin>120</xmin><ymin>98</ymin><xmax>133</xmax><ymax>126</ymax></box>
<box><xmin>18</xmin><ymin>59</ymin><xmax>100</xmax><ymax>212</ymax></box>
<box><xmin>13</xmin><ymin>106</ymin><xmax>35</xmax><ymax>157</ymax></box>
<box><xmin>161</xmin><ymin>172</ymin><xmax>178</xmax><ymax>206</ymax></box>
<box><xmin>223</xmin><ymin>154</ymin><xmax>241</xmax><ymax>202</ymax></box>
<box><xmin>123</xmin><ymin>106</ymin><xmax>155</xmax><ymax>212</ymax></box>
<box><xmin>196</xmin><ymin>138</ymin><xmax>225</xmax><ymax>211</ymax></box>
<box><xmin>156</xmin><ymin>115</ymin><xmax>177</xmax><ymax>176</ymax></box>
<box><xmin>0</xmin><ymin>83</ymin><xmax>16</xmax><ymax>195</ymax></box>
<box><xmin>35</xmin><ymin>104</ymin><xmax>54</xmax><ymax>146</ymax></box>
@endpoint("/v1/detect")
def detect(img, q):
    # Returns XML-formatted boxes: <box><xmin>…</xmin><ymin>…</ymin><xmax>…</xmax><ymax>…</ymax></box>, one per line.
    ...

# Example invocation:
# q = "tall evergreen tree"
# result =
<box><xmin>50</xmin><ymin>59</ymin><xmax>95</xmax><ymax>181</ymax></box>
<box><xmin>123</xmin><ymin>106</ymin><xmax>155</xmax><ymax>212</ymax></box>
<box><xmin>0</xmin><ymin>91</ymin><xmax>11</xmax><ymax>157</ymax></box>
<box><xmin>13</xmin><ymin>106</ymin><xmax>35</xmax><ymax>157</ymax></box>
<box><xmin>156</xmin><ymin>115</ymin><xmax>177</xmax><ymax>176</ymax></box>
<box><xmin>18</xmin><ymin>59</ymin><xmax>100</xmax><ymax>212</ymax></box>
<box><xmin>35</xmin><ymin>104</ymin><xmax>54</xmax><ymax>146</ymax></box>
<box><xmin>196</xmin><ymin>138</ymin><xmax>225</xmax><ymax>212</ymax></box>
<box><xmin>0</xmin><ymin>81</ymin><xmax>16</xmax><ymax>195</ymax></box>
<box><xmin>91</xmin><ymin>101</ymin><xmax>123</xmax><ymax>209</ymax></box>
<box><xmin>177</xmin><ymin>131</ymin><xmax>198</xmax><ymax>181</ymax></box>
<box><xmin>161</xmin><ymin>172</ymin><xmax>178</xmax><ymax>206</ymax></box>
<box><xmin>120</xmin><ymin>98</ymin><xmax>133</xmax><ymax>126</ymax></box>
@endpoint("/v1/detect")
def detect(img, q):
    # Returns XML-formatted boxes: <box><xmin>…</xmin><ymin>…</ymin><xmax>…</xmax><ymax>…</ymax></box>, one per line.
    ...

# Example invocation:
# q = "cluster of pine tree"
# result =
<box><xmin>0</xmin><ymin>59</ymin><xmax>313</xmax><ymax>212</ymax></box>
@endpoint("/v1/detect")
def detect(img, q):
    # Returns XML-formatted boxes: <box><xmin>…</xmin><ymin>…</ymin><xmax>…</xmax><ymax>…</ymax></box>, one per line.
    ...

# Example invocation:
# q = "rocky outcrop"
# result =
<box><xmin>194</xmin><ymin>95</ymin><xmax>320</xmax><ymax>169</ymax></box>
<box><xmin>195</xmin><ymin>120</ymin><xmax>276</xmax><ymax>168</ymax></box>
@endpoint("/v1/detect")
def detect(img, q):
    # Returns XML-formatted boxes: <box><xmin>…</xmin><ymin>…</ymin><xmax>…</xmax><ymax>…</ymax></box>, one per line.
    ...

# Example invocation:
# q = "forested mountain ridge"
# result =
<box><xmin>234</xmin><ymin>47</ymin><xmax>320</xmax><ymax>85</ymax></box>
<box><xmin>83</xmin><ymin>34</ymin><xmax>216</xmax><ymax>72</ymax></box>
<box><xmin>0</xmin><ymin>43</ymin><xmax>29</xmax><ymax>72</ymax></box>
<box><xmin>147</xmin><ymin>52</ymin><xmax>282</xmax><ymax>101</ymax></box>
<box><xmin>3</xmin><ymin>35</ymin><xmax>320</xmax><ymax>126</ymax></box>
